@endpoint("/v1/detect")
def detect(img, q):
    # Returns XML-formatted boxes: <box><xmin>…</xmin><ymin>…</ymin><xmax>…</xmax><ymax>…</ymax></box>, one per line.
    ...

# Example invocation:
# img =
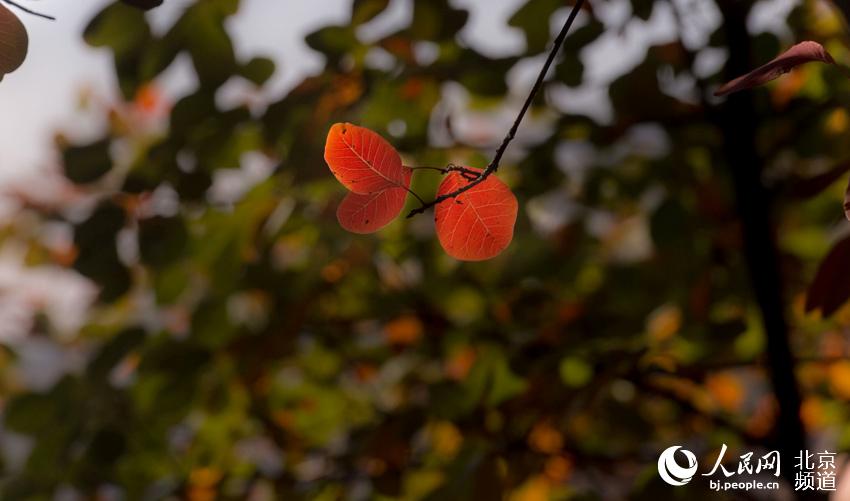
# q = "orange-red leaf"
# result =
<box><xmin>324</xmin><ymin>123</ymin><xmax>406</xmax><ymax>194</ymax></box>
<box><xmin>337</xmin><ymin>168</ymin><xmax>412</xmax><ymax>233</ymax></box>
<box><xmin>434</xmin><ymin>168</ymin><xmax>518</xmax><ymax>261</ymax></box>
<box><xmin>715</xmin><ymin>41</ymin><xmax>835</xmax><ymax>97</ymax></box>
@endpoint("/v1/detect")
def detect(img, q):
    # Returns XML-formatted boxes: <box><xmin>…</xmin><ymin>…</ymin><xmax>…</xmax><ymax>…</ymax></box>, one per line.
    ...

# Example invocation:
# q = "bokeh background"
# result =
<box><xmin>1</xmin><ymin>0</ymin><xmax>850</xmax><ymax>499</ymax></box>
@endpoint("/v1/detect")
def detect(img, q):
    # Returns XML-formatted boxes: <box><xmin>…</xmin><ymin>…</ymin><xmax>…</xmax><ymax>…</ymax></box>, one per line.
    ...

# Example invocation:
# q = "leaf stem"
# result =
<box><xmin>2</xmin><ymin>0</ymin><xmax>55</xmax><ymax>20</ymax></box>
<box><xmin>404</xmin><ymin>186</ymin><xmax>427</xmax><ymax>206</ymax></box>
<box><xmin>406</xmin><ymin>0</ymin><xmax>586</xmax><ymax>218</ymax></box>
<box><xmin>406</xmin><ymin>166</ymin><xmax>446</xmax><ymax>173</ymax></box>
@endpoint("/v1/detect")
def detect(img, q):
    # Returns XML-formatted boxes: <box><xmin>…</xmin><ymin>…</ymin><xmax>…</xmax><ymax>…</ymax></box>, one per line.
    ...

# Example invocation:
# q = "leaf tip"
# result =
<box><xmin>714</xmin><ymin>40</ymin><xmax>835</xmax><ymax>97</ymax></box>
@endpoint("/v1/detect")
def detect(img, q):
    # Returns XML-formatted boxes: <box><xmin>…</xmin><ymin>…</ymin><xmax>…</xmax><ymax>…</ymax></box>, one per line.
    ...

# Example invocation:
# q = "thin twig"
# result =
<box><xmin>407</xmin><ymin>166</ymin><xmax>447</xmax><ymax>173</ymax></box>
<box><xmin>406</xmin><ymin>164</ymin><xmax>479</xmax><ymax>180</ymax></box>
<box><xmin>2</xmin><ymin>0</ymin><xmax>55</xmax><ymax>20</ymax></box>
<box><xmin>406</xmin><ymin>0</ymin><xmax>586</xmax><ymax>218</ymax></box>
<box><xmin>404</xmin><ymin>186</ymin><xmax>427</xmax><ymax>206</ymax></box>
<box><xmin>445</xmin><ymin>164</ymin><xmax>480</xmax><ymax>180</ymax></box>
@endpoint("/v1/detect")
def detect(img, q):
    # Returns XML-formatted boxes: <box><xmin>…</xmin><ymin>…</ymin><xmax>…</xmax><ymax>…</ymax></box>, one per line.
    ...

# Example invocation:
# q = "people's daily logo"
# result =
<box><xmin>657</xmin><ymin>446</ymin><xmax>699</xmax><ymax>486</ymax></box>
<box><xmin>657</xmin><ymin>445</ymin><xmax>836</xmax><ymax>493</ymax></box>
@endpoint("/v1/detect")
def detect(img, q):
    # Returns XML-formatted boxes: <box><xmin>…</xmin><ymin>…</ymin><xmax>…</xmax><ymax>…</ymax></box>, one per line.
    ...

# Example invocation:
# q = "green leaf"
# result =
<box><xmin>63</xmin><ymin>139</ymin><xmax>112</xmax><ymax>184</ymax></box>
<box><xmin>190</xmin><ymin>297</ymin><xmax>237</xmax><ymax>348</ymax></box>
<box><xmin>559</xmin><ymin>356</ymin><xmax>593</xmax><ymax>387</ymax></box>
<box><xmin>556</xmin><ymin>55</ymin><xmax>584</xmax><ymax>87</ymax></box>
<box><xmin>352</xmin><ymin>0</ymin><xmax>390</xmax><ymax>25</ymax></box>
<box><xmin>305</xmin><ymin>26</ymin><xmax>358</xmax><ymax>60</ymax></box>
<box><xmin>464</xmin><ymin>345</ymin><xmax>527</xmax><ymax>408</ymax></box>
<box><xmin>4</xmin><ymin>393</ymin><xmax>56</xmax><ymax>434</ymax></box>
<box><xmin>179</xmin><ymin>3</ymin><xmax>239</xmax><ymax>88</ymax></box>
<box><xmin>485</xmin><ymin>350</ymin><xmax>527</xmax><ymax>406</ymax></box>
<box><xmin>509</xmin><ymin>0</ymin><xmax>561</xmax><ymax>53</ymax></box>
<box><xmin>121</xmin><ymin>0</ymin><xmax>164</xmax><ymax>10</ymax></box>
<box><xmin>73</xmin><ymin>202</ymin><xmax>131</xmax><ymax>302</ymax></box>
<box><xmin>239</xmin><ymin>56</ymin><xmax>276</xmax><ymax>86</ymax></box>
<box><xmin>631</xmin><ymin>0</ymin><xmax>655</xmax><ymax>21</ymax></box>
<box><xmin>138</xmin><ymin>215</ymin><xmax>189</xmax><ymax>268</ymax></box>
<box><xmin>410</xmin><ymin>0</ymin><xmax>468</xmax><ymax>41</ymax></box>
<box><xmin>87</xmin><ymin>328</ymin><xmax>147</xmax><ymax>380</ymax></box>
<box><xmin>86</xmin><ymin>426</ymin><xmax>127</xmax><ymax>465</ymax></box>
<box><xmin>84</xmin><ymin>3</ymin><xmax>150</xmax><ymax>56</ymax></box>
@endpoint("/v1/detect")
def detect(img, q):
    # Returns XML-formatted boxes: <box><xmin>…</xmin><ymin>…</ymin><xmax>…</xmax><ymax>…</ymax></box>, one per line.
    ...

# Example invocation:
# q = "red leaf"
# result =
<box><xmin>337</xmin><ymin>168</ymin><xmax>412</xmax><ymax>234</ymax></box>
<box><xmin>806</xmin><ymin>236</ymin><xmax>850</xmax><ymax>316</ymax></box>
<box><xmin>714</xmin><ymin>41</ymin><xmax>835</xmax><ymax>97</ymax></box>
<box><xmin>434</xmin><ymin>168</ymin><xmax>518</xmax><ymax>261</ymax></box>
<box><xmin>324</xmin><ymin>123</ymin><xmax>407</xmax><ymax>194</ymax></box>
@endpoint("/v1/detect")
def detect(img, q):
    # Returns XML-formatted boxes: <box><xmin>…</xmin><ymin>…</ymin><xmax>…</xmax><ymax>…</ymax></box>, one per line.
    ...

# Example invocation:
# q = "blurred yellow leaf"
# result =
<box><xmin>559</xmin><ymin>357</ymin><xmax>592</xmax><ymax>387</ymax></box>
<box><xmin>705</xmin><ymin>373</ymin><xmax>745</xmax><ymax>412</ymax></box>
<box><xmin>189</xmin><ymin>467</ymin><xmax>222</xmax><ymax>488</ymax></box>
<box><xmin>646</xmin><ymin>304</ymin><xmax>682</xmax><ymax>343</ymax></box>
<box><xmin>770</xmin><ymin>67</ymin><xmax>807</xmax><ymax>108</ymax></box>
<box><xmin>800</xmin><ymin>397</ymin><xmax>826</xmax><ymax>430</ymax></box>
<box><xmin>384</xmin><ymin>314</ymin><xmax>423</xmax><ymax>346</ymax></box>
<box><xmin>430</xmin><ymin>421</ymin><xmax>462</xmax><ymax>459</ymax></box>
<box><xmin>445</xmin><ymin>346</ymin><xmax>476</xmax><ymax>381</ymax></box>
<box><xmin>188</xmin><ymin>488</ymin><xmax>216</xmax><ymax>501</ymax></box>
<box><xmin>543</xmin><ymin>455</ymin><xmax>573</xmax><ymax>483</ymax></box>
<box><xmin>509</xmin><ymin>475</ymin><xmax>551</xmax><ymax>501</ymax></box>
<box><xmin>315</xmin><ymin>73</ymin><xmax>364</xmax><ymax>124</ymax></box>
<box><xmin>825</xmin><ymin>108</ymin><xmax>849</xmax><ymax>135</ymax></box>
<box><xmin>828</xmin><ymin>361</ymin><xmax>850</xmax><ymax>399</ymax></box>
<box><xmin>528</xmin><ymin>421</ymin><xmax>563</xmax><ymax>455</ymax></box>
<box><xmin>797</xmin><ymin>363</ymin><xmax>826</xmax><ymax>389</ymax></box>
<box><xmin>320</xmin><ymin>259</ymin><xmax>349</xmax><ymax>283</ymax></box>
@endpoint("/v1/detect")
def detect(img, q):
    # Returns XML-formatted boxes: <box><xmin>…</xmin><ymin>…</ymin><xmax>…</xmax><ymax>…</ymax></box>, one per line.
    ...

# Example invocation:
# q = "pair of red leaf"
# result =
<box><xmin>324</xmin><ymin>123</ymin><xmax>517</xmax><ymax>261</ymax></box>
<box><xmin>325</xmin><ymin>123</ymin><xmax>412</xmax><ymax>234</ymax></box>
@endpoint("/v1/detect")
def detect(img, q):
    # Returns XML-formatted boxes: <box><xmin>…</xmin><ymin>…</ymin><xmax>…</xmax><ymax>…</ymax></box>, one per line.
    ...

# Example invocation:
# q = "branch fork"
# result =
<box><xmin>405</xmin><ymin>0</ymin><xmax>586</xmax><ymax>219</ymax></box>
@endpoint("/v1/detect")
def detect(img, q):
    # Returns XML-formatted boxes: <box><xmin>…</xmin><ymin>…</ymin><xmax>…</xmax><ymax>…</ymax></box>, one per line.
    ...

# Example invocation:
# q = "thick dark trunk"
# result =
<box><xmin>717</xmin><ymin>2</ymin><xmax>816</xmax><ymax>497</ymax></box>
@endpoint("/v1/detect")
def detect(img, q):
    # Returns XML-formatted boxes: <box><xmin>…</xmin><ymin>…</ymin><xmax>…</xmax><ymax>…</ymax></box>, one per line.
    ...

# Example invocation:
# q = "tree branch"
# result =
<box><xmin>2</xmin><ymin>0</ymin><xmax>55</xmax><ymax>20</ymax></box>
<box><xmin>408</xmin><ymin>163</ymin><xmax>480</xmax><ymax>180</ymax></box>
<box><xmin>406</xmin><ymin>0</ymin><xmax>586</xmax><ymax>218</ymax></box>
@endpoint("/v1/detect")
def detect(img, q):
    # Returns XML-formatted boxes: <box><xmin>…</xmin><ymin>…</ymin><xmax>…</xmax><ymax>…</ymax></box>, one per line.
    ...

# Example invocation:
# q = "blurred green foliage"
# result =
<box><xmin>2</xmin><ymin>0</ymin><xmax>850</xmax><ymax>499</ymax></box>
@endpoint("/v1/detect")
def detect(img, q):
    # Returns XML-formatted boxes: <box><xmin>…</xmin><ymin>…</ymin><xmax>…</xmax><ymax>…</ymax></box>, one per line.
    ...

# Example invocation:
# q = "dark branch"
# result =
<box><xmin>407</xmin><ymin>164</ymin><xmax>480</xmax><ymax>179</ymax></box>
<box><xmin>2</xmin><ymin>0</ymin><xmax>55</xmax><ymax>20</ymax></box>
<box><xmin>406</xmin><ymin>166</ymin><xmax>447</xmax><ymax>173</ymax></box>
<box><xmin>406</xmin><ymin>0</ymin><xmax>586</xmax><ymax>218</ymax></box>
<box><xmin>446</xmin><ymin>164</ymin><xmax>480</xmax><ymax>181</ymax></box>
